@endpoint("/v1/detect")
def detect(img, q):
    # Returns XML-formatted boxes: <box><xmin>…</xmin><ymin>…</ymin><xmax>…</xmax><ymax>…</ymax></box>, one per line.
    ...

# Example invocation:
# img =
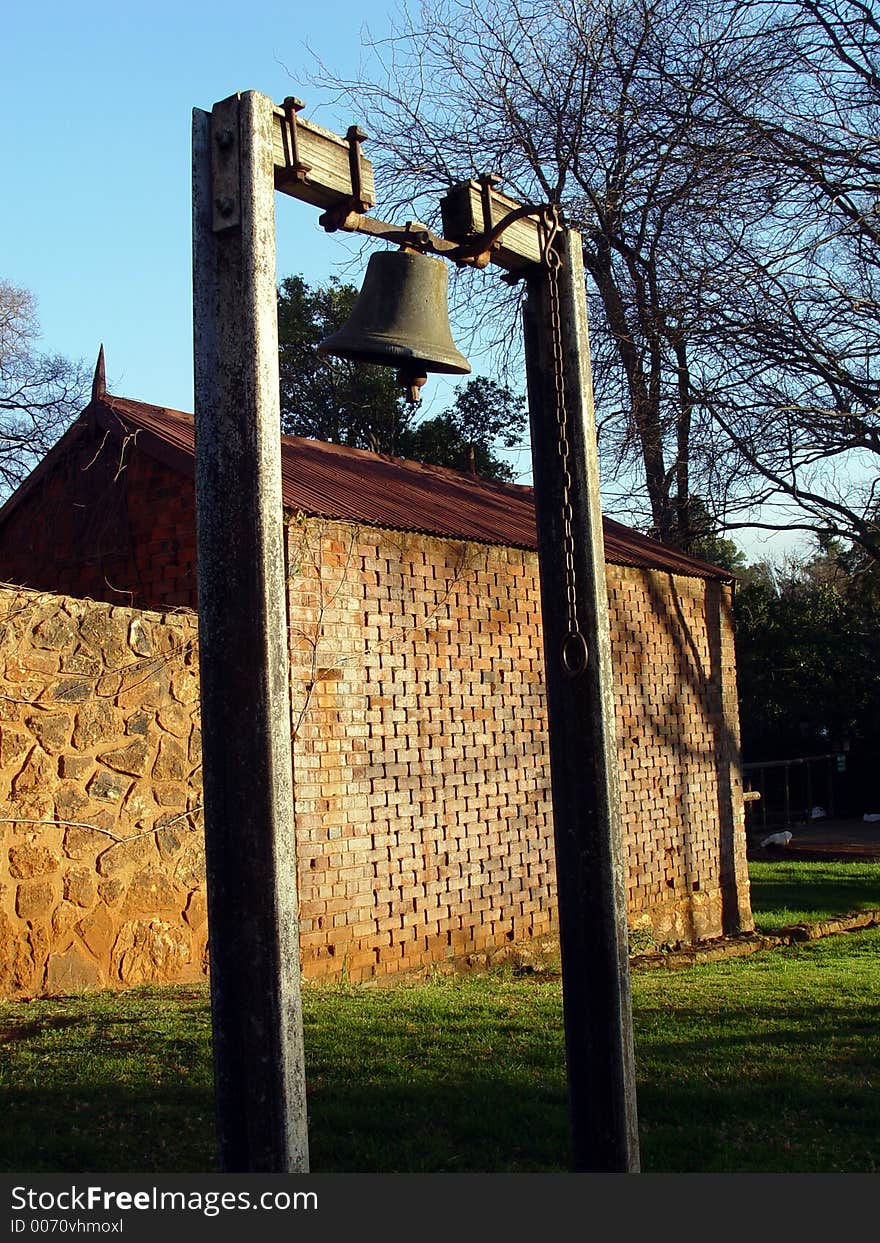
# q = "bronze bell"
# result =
<box><xmin>317</xmin><ymin>248</ymin><xmax>471</xmax><ymax>401</ymax></box>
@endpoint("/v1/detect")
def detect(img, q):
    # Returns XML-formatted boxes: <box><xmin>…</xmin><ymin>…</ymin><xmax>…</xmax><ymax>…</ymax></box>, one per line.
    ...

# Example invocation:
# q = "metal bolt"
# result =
<box><xmin>215</xmin><ymin>128</ymin><xmax>234</xmax><ymax>151</ymax></box>
<box><xmin>215</xmin><ymin>196</ymin><xmax>236</xmax><ymax>218</ymax></box>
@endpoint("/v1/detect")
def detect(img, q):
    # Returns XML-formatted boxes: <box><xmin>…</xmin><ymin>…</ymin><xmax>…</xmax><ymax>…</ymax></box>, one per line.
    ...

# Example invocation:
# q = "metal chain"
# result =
<box><xmin>539</xmin><ymin>208</ymin><xmax>589</xmax><ymax>679</ymax></box>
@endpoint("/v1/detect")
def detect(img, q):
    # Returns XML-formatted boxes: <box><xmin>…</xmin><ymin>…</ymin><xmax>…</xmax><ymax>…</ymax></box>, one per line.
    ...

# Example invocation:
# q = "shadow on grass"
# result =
<box><xmin>748</xmin><ymin>861</ymin><xmax>880</xmax><ymax>920</ymax></box>
<box><xmin>633</xmin><ymin>1002</ymin><xmax>880</xmax><ymax>1173</ymax></box>
<box><xmin>0</xmin><ymin>1084</ymin><xmax>217</xmax><ymax>1173</ymax></box>
<box><xmin>2</xmin><ymin>940</ymin><xmax>878</xmax><ymax>1174</ymax></box>
<box><xmin>0</xmin><ymin>1076</ymin><xmax>568</xmax><ymax>1174</ymax></box>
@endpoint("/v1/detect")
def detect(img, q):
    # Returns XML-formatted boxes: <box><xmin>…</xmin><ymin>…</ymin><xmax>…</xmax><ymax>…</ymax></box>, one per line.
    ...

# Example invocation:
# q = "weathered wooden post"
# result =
<box><xmin>192</xmin><ymin>90</ymin><xmax>309</xmax><ymax>1172</ymax></box>
<box><xmin>522</xmin><ymin>223</ymin><xmax>640</xmax><ymax>1172</ymax></box>
<box><xmin>190</xmin><ymin>82</ymin><xmax>637</xmax><ymax>1172</ymax></box>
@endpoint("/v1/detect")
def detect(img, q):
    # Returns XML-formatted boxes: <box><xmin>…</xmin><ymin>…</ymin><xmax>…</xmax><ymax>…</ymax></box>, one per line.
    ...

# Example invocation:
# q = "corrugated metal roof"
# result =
<box><xmin>81</xmin><ymin>393</ymin><xmax>733</xmax><ymax>582</ymax></box>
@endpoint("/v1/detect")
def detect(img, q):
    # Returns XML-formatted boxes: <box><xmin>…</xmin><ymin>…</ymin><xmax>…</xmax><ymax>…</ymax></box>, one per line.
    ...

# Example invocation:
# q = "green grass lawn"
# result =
<box><xmin>1</xmin><ymin>861</ymin><xmax>878</xmax><ymax>1174</ymax></box>
<box><xmin>748</xmin><ymin>859</ymin><xmax>880</xmax><ymax>930</ymax></box>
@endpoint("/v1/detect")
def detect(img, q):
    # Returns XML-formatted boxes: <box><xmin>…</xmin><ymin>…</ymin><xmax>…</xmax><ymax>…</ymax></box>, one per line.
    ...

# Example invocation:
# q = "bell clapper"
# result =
<box><xmin>398</xmin><ymin>368</ymin><xmax>428</xmax><ymax>404</ymax></box>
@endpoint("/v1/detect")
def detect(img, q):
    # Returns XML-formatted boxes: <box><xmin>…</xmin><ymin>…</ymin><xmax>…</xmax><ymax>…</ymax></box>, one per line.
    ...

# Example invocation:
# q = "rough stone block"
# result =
<box><xmin>99</xmin><ymin>738</ymin><xmax>150</xmax><ymax>777</ymax></box>
<box><xmin>183</xmin><ymin>889</ymin><xmax>207</xmax><ymax>929</ymax></box>
<box><xmin>15</xmin><ymin>879</ymin><xmax>55</xmax><ymax>921</ymax></box>
<box><xmin>32</xmin><ymin>610</ymin><xmax>77</xmax><ymax>651</ymax></box>
<box><xmin>0</xmin><ymin>726</ymin><xmax>31</xmax><ymax>769</ymax></box>
<box><xmin>64</xmin><ymin>868</ymin><xmax>97</xmax><ymax>908</ymax></box>
<box><xmin>171</xmin><ymin>836</ymin><xmax>206</xmax><ymax>889</ymax></box>
<box><xmin>129</xmin><ymin>617</ymin><xmax>154</xmax><ymax>657</ymax></box>
<box><xmin>96</xmin><ymin>834</ymin><xmax>155</xmax><ymax>878</ymax></box>
<box><xmin>152</xmin><ymin>736</ymin><xmax>188</xmax><ymax>782</ymax></box>
<box><xmin>25</xmin><ymin>712</ymin><xmax>72</xmax><ymax>753</ymax></box>
<box><xmin>8</xmin><ymin>844</ymin><xmax>61</xmax><ymax>879</ymax></box>
<box><xmin>10</xmin><ymin>747</ymin><xmax>55</xmax><ymax>817</ymax></box>
<box><xmin>51</xmin><ymin>901</ymin><xmax>79</xmax><ymax>944</ymax></box>
<box><xmin>156</xmin><ymin>703</ymin><xmax>191</xmax><ymax>738</ymax></box>
<box><xmin>0</xmin><ymin>910</ymin><xmax>34</xmax><ymax>994</ymax></box>
<box><xmin>76</xmin><ymin>904</ymin><xmax>116</xmax><ymax>961</ymax></box>
<box><xmin>169</xmin><ymin>668</ymin><xmax>200</xmax><ymax>705</ymax></box>
<box><xmin>120</xmin><ymin>867</ymin><xmax>180</xmax><ymax>917</ymax></box>
<box><xmin>52</xmin><ymin>678</ymin><xmax>92</xmax><ymax>704</ymax></box>
<box><xmin>88</xmin><ymin>770</ymin><xmax>131</xmax><ymax>804</ymax></box>
<box><xmin>154</xmin><ymin>783</ymin><xmax>187</xmax><ymax>810</ymax></box>
<box><xmin>117</xmin><ymin>668</ymin><xmax>169</xmax><ymax>709</ymax></box>
<box><xmin>72</xmin><ymin>700</ymin><xmax>118</xmax><ymax>749</ymax></box>
<box><xmin>62</xmin><ymin>820</ymin><xmax>113</xmax><ymax>860</ymax></box>
<box><xmin>98</xmin><ymin>878</ymin><xmax>124</xmax><ymax>907</ymax></box>
<box><xmin>111</xmin><ymin>918</ymin><xmax>191</xmax><ymax>986</ymax></box>
<box><xmin>54</xmin><ymin>782</ymin><xmax>92</xmax><ymax>821</ymax></box>
<box><xmin>60</xmin><ymin>649</ymin><xmax>102</xmax><ymax>677</ymax></box>
<box><xmin>56</xmin><ymin>756</ymin><xmax>92</xmax><ymax>784</ymax></box>
<box><xmin>45</xmin><ymin>947</ymin><xmax>103</xmax><ymax>994</ymax></box>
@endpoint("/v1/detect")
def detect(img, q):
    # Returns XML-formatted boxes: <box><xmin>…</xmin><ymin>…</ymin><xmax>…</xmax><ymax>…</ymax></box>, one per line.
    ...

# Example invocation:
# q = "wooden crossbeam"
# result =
<box><xmin>271</xmin><ymin>105</ymin><xmax>376</xmax><ymax>212</ymax></box>
<box><xmin>268</xmin><ymin>101</ymin><xmax>541</xmax><ymax>271</ymax></box>
<box><xmin>439</xmin><ymin>180</ymin><xmax>543</xmax><ymax>271</ymax></box>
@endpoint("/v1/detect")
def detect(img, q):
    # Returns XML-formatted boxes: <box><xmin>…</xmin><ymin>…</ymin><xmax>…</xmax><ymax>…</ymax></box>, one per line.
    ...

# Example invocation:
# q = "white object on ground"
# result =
<box><xmin>761</xmin><ymin>831</ymin><xmax>793</xmax><ymax>847</ymax></box>
<box><xmin>863</xmin><ymin>813</ymin><xmax>880</xmax><ymax>822</ymax></box>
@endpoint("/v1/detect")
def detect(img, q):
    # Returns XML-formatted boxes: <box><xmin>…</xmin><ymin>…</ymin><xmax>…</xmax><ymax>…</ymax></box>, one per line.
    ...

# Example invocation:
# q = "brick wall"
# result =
<box><xmin>287</xmin><ymin>518</ymin><xmax>752</xmax><ymax>981</ymax></box>
<box><xmin>0</xmin><ymin>515</ymin><xmax>752</xmax><ymax>997</ymax></box>
<box><xmin>0</xmin><ymin>424</ymin><xmax>198</xmax><ymax>612</ymax></box>
<box><xmin>610</xmin><ymin>567</ymin><xmax>752</xmax><ymax>946</ymax></box>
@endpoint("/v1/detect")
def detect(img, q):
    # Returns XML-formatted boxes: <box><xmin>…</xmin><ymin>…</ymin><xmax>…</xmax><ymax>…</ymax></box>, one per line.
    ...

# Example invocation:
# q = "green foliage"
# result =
<box><xmin>277</xmin><ymin>275</ymin><xmax>526</xmax><ymax>480</ymax></box>
<box><xmin>734</xmin><ymin>543</ymin><xmax>880</xmax><ymax>776</ymax></box>
<box><xmin>278</xmin><ymin>274</ymin><xmax>408</xmax><ymax>454</ymax></box>
<box><xmin>398</xmin><ymin>377</ymin><xmax>527</xmax><ymax>482</ymax></box>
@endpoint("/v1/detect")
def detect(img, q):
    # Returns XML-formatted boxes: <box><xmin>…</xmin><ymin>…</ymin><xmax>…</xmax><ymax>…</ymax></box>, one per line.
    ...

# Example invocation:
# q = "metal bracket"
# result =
<box><xmin>278</xmin><ymin>97</ymin><xmax>312</xmax><ymax>189</ymax></box>
<box><xmin>318</xmin><ymin>124</ymin><xmax>372</xmax><ymax>231</ymax></box>
<box><xmin>211</xmin><ymin>98</ymin><xmax>241</xmax><ymax>233</ymax></box>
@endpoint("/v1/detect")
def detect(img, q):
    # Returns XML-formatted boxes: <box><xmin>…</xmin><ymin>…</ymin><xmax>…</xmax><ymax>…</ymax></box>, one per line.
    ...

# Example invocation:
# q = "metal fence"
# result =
<box><xmin>742</xmin><ymin>753</ymin><xmax>839</xmax><ymax>834</ymax></box>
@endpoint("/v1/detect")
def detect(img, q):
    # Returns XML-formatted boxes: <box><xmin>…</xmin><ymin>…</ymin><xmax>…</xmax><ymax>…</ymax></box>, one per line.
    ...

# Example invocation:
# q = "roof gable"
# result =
<box><xmin>0</xmin><ymin>392</ymin><xmax>734</xmax><ymax>583</ymax></box>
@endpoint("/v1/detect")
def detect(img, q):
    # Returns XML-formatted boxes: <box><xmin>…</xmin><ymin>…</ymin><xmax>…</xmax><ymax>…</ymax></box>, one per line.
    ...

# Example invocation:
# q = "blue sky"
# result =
<box><xmin>2</xmin><ymin>2</ymin><xmax>802</xmax><ymax>561</ymax></box>
<box><xmin>2</xmin><ymin>0</ymin><xmax>399</xmax><ymax>413</ymax></box>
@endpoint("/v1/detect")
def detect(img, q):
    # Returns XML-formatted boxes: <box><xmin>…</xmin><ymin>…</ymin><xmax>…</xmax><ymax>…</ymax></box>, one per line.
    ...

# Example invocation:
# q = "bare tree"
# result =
<box><xmin>0</xmin><ymin>281</ymin><xmax>89</xmax><ymax>497</ymax></box>
<box><xmin>318</xmin><ymin>0</ymin><xmax>795</xmax><ymax>546</ymax></box>
<box><xmin>318</xmin><ymin>0</ymin><xmax>880</xmax><ymax>561</ymax></box>
<box><xmin>693</xmin><ymin>0</ymin><xmax>880</xmax><ymax>562</ymax></box>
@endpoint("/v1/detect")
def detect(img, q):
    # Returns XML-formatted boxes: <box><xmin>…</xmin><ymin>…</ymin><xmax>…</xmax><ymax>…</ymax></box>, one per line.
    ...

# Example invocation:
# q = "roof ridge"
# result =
<box><xmin>46</xmin><ymin>391</ymin><xmax>734</xmax><ymax>583</ymax></box>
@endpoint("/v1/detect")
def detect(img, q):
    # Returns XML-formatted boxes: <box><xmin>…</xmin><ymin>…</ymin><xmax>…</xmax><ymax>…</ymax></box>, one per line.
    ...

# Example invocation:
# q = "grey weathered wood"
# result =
<box><xmin>440</xmin><ymin>179</ymin><xmax>542</xmax><ymax>270</ymax></box>
<box><xmin>271</xmin><ymin>106</ymin><xmax>376</xmax><ymax>210</ymax></box>
<box><xmin>192</xmin><ymin>90</ymin><xmax>309</xmax><ymax>1173</ymax></box>
<box><xmin>522</xmin><ymin>228</ymin><xmax>640</xmax><ymax>1172</ymax></box>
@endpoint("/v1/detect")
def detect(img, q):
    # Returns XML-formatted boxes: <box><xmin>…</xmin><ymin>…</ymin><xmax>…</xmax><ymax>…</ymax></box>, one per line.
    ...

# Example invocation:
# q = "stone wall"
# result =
<box><xmin>0</xmin><ymin>587</ymin><xmax>205</xmax><ymax>997</ymax></box>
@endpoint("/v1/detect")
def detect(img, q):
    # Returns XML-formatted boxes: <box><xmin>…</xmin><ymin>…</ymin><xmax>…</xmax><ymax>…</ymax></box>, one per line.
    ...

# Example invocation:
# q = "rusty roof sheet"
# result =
<box><xmin>61</xmin><ymin>393</ymin><xmax>734</xmax><ymax>583</ymax></box>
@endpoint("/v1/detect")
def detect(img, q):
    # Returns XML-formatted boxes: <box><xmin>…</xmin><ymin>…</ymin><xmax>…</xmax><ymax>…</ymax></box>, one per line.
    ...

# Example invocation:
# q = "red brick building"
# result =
<box><xmin>0</xmin><ymin>386</ymin><xmax>752</xmax><ymax>978</ymax></box>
